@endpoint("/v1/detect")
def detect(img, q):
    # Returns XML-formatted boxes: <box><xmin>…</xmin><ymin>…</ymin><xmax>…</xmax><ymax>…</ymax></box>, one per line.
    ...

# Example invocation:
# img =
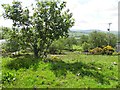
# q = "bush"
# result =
<box><xmin>89</xmin><ymin>47</ymin><xmax>103</xmax><ymax>55</ymax></box>
<box><xmin>2</xmin><ymin>72</ymin><xmax>16</xmax><ymax>84</ymax></box>
<box><xmin>63</xmin><ymin>37</ymin><xmax>77</xmax><ymax>51</ymax></box>
<box><xmin>112</xmin><ymin>52</ymin><xmax>120</xmax><ymax>55</ymax></box>
<box><xmin>49</xmin><ymin>45</ymin><xmax>59</xmax><ymax>54</ymax></box>
<box><xmin>82</xmin><ymin>42</ymin><xmax>90</xmax><ymax>52</ymax></box>
<box><xmin>73</xmin><ymin>45</ymin><xmax>82</xmax><ymax>51</ymax></box>
<box><xmin>49</xmin><ymin>37</ymin><xmax>78</xmax><ymax>54</ymax></box>
<box><xmin>1</xmin><ymin>41</ymin><xmax>20</xmax><ymax>53</ymax></box>
<box><xmin>89</xmin><ymin>46</ymin><xmax>114</xmax><ymax>55</ymax></box>
<box><xmin>102</xmin><ymin>45</ymin><xmax>114</xmax><ymax>55</ymax></box>
<box><xmin>49</xmin><ymin>40</ymin><xmax>64</xmax><ymax>54</ymax></box>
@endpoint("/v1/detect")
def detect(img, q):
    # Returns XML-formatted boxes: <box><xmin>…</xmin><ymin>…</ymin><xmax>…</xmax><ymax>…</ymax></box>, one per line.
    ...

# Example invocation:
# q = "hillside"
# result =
<box><xmin>69</xmin><ymin>29</ymin><xmax>118</xmax><ymax>38</ymax></box>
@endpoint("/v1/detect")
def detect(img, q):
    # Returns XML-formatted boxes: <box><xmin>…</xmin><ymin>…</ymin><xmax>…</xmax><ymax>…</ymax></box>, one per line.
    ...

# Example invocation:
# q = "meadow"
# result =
<box><xmin>1</xmin><ymin>52</ymin><xmax>119</xmax><ymax>88</ymax></box>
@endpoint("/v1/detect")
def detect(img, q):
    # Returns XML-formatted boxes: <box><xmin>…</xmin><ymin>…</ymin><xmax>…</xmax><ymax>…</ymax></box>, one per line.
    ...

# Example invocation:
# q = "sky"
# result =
<box><xmin>0</xmin><ymin>0</ymin><xmax>119</xmax><ymax>31</ymax></box>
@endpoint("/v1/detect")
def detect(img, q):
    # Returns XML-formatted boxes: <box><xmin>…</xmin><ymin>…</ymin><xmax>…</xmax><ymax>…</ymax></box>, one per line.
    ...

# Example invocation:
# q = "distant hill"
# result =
<box><xmin>69</xmin><ymin>29</ymin><xmax>118</xmax><ymax>38</ymax></box>
<box><xmin>69</xmin><ymin>29</ymin><xmax>118</xmax><ymax>35</ymax></box>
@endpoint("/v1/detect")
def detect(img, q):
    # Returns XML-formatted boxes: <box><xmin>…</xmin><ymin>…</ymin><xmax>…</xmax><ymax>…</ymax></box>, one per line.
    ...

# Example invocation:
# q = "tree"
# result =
<box><xmin>79</xmin><ymin>34</ymin><xmax>88</xmax><ymax>45</ymax></box>
<box><xmin>88</xmin><ymin>31</ymin><xmax>117</xmax><ymax>48</ymax></box>
<box><xmin>64</xmin><ymin>37</ymin><xmax>77</xmax><ymax>50</ymax></box>
<box><xmin>82</xmin><ymin>42</ymin><xmax>90</xmax><ymax>52</ymax></box>
<box><xmin>2</xmin><ymin>0</ymin><xmax>74</xmax><ymax>58</ymax></box>
<box><xmin>88</xmin><ymin>31</ymin><xmax>108</xmax><ymax>48</ymax></box>
<box><xmin>107</xmin><ymin>33</ymin><xmax>117</xmax><ymax>47</ymax></box>
<box><xmin>49</xmin><ymin>38</ymin><xmax>65</xmax><ymax>54</ymax></box>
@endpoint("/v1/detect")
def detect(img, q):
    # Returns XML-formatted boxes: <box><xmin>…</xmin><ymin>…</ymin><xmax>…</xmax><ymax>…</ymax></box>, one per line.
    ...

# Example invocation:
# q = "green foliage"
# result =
<box><xmin>88</xmin><ymin>31</ymin><xmax>108</xmax><ymax>48</ymax></box>
<box><xmin>49</xmin><ymin>38</ymin><xmax>65</xmax><ymax>54</ymax></box>
<box><xmin>64</xmin><ymin>37</ymin><xmax>77</xmax><ymax>50</ymax></box>
<box><xmin>49</xmin><ymin>37</ymin><xmax>77</xmax><ymax>54</ymax></box>
<box><xmin>88</xmin><ymin>31</ymin><xmax>117</xmax><ymax>48</ymax></box>
<box><xmin>49</xmin><ymin>44</ymin><xmax>59</xmax><ymax>54</ymax></box>
<box><xmin>2</xmin><ymin>40</ymin><xmax>20</xmax><ymax>53</ymax></box>
<box><xmin>112</xmin><ymin>52</ymin><xmax>119</xmax><ymax>56</ymax></box>
<box><xmin>102</xmin><ymin>45</ymin><xmax>114</xmax><ymax>55</ymax></box>
<box><xmin>4</xmin><ymin>55</ymin><xmax>41</xmax><ymax>70</ymax></box>
<box><xmin>79</xmin><ymin>34</ymin><xmax>88</xmax><ymax>45</ymax></box>
<box><xmin>73</xmin><ymin>45</ymin><xmax>82</xmax><ymax>51</ymax></box>
<box><xmin>82</xmin><ymin>42</ymin><xmax>90</xmax><ymax>52</ymax></box>
<box><xmin>2</xmin><ymin>0</ymin><xmax>74</xmax><ymax>58</ymax></box>
<box><xmin>0</xmin><ymin>29</ymin><xmax>3</xmax><ymax>39</ymax></box>
<box><xmin>2</xmin><ymin>72</ymin><xmax>16</xmax><ymax>84</ymax></box>
<box><xmin>108</xmin><ymin>33</ymin><xmax>117</xmax><ymax>47</ymax></box>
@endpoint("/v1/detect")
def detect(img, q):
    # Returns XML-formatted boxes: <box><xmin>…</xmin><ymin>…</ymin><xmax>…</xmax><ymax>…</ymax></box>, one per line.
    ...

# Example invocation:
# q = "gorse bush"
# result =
<box><xmin>89</xmin><ymin>45</ymin><xmax>114</xmax><ymax>55</ymax></box>
<box><xmin>102</xmin><ymin>45</ymin><xmax>114</xmax><ymax>55</ymax></box>
<box><xmin>89</xmin><ymin>47</ymin><xmax>103</xmax><ymax>55</ymax></box>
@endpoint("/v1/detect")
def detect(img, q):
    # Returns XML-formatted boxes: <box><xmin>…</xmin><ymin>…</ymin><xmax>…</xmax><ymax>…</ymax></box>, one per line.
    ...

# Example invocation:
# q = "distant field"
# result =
<box><xmin>2</xmin><ymin>52</ymin><xmax>119</xmax><ymax>88</ymax></box>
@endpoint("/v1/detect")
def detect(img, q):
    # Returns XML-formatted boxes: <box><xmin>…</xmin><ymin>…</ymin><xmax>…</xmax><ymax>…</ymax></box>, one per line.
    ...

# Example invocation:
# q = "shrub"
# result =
<box><xmin>89</xmin><ymin>47</ymin><xmax>103</xmax><ymax>55</ymax></box>
<box><xmin>51</xmin><ymin>56</ymin><xmax>61</xmax><ymax>61</ymax></box>
<box><xmin>47</xmin><ymin>56</ymin><xmax>61</xmax><ymax>62</ymax></box>
<box><xmin>112</xmin><ymin>52</ymin><xmax>119</xmax><ymax>56</ymax></box>
<box><xmin>49</xmin><ymin>37</ymin><xmax>77</xmax><ymax>54</ymax></box>
<box><xmin>1</xmin><ymin>41</ymin><xmax>20</xmax><ymax>53</ymax></box>
<box><xmin>118</xmin><ymin>52</ymin><xmax>120</xmax><ymax>55</ymax></box>
<box><xmin>49</xmin><ymin>40</ymin><xmax>64</xmax><ymax>54</ymax></box>
<box><xmin>89</xmin><ymin>46</ymin><xmax>115</xmax><ymax>55</ymax></box>
<box><xmin>48</xmin><ymin>44</ymin><xmax>59</xmax><ymax>54</ymax></box>
<box><xmin>73</xmin><ymin>45</ymin><xmax>82</xmax><ymax>51</ymax></box>
<box><xmin>82</xmin><ymin>42</ymin><xmax>90</xmax><ymax>52</ymax></box>
<box><xmin>102</xmin><ymin>45</ymin><xmax>114</xmax><ymax>55</ymax></box>
<box><xmin>2</xmin><ymin>72</ymin><xmax>16</xmax><ymax>84</ymax></box>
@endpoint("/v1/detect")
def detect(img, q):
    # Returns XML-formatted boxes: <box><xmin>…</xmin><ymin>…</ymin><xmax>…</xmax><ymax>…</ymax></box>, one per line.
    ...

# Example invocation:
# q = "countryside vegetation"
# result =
<box><xmin>0</xmin><ymin>0</ymin><xmax>119</xmax><ymax>89</ymax></box>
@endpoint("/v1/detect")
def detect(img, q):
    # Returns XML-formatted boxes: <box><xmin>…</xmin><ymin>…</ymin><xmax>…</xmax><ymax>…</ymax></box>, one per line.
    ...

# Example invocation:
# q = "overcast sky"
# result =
<box><xmin>0</xmin><ymin>0</ymin><xmax>119</xmax><ymax>31</ymax></box>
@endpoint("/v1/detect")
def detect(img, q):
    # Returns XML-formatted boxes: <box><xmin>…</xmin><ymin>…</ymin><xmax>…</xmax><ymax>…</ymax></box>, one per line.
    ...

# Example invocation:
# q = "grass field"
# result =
<box><xmin>1</xmin><ymin>52</ymin><xmax>119</xmax><ymax>88</ymax></box>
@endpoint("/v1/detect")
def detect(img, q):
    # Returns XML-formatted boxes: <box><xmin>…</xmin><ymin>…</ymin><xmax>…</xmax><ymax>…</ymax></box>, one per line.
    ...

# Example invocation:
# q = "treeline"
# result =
<box><xmin>48</xmin><ymin>31</ymin><xmax>117</xmax><ymax>54</ymax></box>
<box><xmin>79</xmin><ymin>31</ymin><xmax>117</xmax><ymax>51</ymax></box>
<box><xmin>2</xmin><ymin>28</ymin><xmax>117</xmax><ymax>52</ymax></box>
<box><xmin>1</xmin><ymin>27</ymin><xmax>117</xmax><ymax>55</ymax></box>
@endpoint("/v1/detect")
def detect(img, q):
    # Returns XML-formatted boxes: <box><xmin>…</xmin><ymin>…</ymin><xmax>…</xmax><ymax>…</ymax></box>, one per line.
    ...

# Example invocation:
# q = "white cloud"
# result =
<box><xmin>0</xmin><ymin>0</ymin><xmax>35</xmax><ymax>28</ymax></box>
<box><xmin>0</xmin><ymin>0</ymin><xmax>119</xmax><ymax>31</ymax></box>
<box><xmin>0</xmin><ymin>17</ymin><xmax>13</xmax><ymax>28</ymax></box>
<box><xmin>65</xmin><ymin>0</ymin><xmax>119</xmax><ymax>31</ymax></box>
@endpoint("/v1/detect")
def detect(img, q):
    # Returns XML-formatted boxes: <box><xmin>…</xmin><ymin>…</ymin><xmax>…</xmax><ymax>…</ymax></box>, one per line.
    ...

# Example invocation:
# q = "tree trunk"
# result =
<box><xmin>33</xmin><ymin>46</ymin><xmax>39</xmax><ymax>58</ymax></box>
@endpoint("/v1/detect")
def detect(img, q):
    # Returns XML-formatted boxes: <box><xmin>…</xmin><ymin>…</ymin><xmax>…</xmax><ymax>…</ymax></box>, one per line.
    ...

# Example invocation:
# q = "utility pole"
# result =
<box><xmin>107</xmin><ymin>23</ymin><xmax>112</xmax><ymax>46</ymax></box>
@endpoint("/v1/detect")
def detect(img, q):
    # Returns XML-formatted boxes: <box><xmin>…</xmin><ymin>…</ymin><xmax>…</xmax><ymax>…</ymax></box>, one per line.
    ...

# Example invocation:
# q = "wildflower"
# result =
<box><xmin>98</xmin><ymin>68</ymin><xmax>101</xmax><ymax>70</ymax></box>
<box><xmin>113</xmin><ymin>62</ymin><xmax>117</xmax><ymax>65</ymax></box>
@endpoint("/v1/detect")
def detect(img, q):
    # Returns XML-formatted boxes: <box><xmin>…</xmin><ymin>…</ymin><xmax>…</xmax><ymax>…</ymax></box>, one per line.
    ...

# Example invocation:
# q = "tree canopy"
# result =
<box><xmin>88</xmin><ymin>31</ymin><xmax>117</xmax><ymax>48</ymax></box>
<box><xmin>2</xmin><ymin>0</ymin><xmax>74</xmax><ymax>58</ymax></box>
